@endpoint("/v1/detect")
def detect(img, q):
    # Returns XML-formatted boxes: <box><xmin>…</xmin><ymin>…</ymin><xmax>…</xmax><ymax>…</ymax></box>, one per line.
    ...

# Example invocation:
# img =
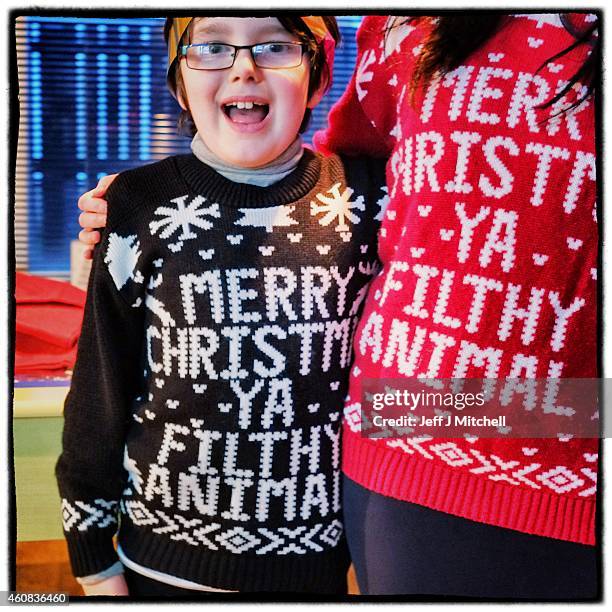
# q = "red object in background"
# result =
<box><xmin>15</xmin><ymin>273</ymin><xmax>86</xmax><ymax>374</ymax></box>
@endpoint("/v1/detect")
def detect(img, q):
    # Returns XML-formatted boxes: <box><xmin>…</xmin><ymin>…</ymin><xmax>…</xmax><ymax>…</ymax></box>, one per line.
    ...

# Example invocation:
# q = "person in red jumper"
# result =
<box><xmin>313</xmin><ymin>13</ymin><xmax>600</xmax><ymax>598</ymax></box>
<box><xmin>77</xmin><ymin>13</ymin><xmax>600</xmax><ymax>598</ymax></box>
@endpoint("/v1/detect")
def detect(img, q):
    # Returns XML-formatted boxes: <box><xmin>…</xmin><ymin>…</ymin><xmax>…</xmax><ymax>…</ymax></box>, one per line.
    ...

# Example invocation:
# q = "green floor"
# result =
<box><xmin>14</xmin><ymin>417</ymin><xmax>65</xmax><ymax>541</ymax></box>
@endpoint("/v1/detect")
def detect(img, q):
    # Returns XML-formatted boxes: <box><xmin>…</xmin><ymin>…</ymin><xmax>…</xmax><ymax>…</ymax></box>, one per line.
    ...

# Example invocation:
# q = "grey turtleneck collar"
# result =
<box><xmin>190</xmin><ymin>132</ymin><xmax>304</xmax><ymax>187</ymax></box>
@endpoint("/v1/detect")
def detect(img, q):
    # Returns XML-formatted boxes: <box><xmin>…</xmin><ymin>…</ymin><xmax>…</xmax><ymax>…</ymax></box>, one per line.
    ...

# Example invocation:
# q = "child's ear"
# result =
<box><xmin>177</xmin><ymin>90</ymin><xmax>189</xmax><ymax>112</ymax></box>
<box><xmin>306</xmin><ymin>72</ymin><xmax>329</xmax><ymax>109</ymax></box>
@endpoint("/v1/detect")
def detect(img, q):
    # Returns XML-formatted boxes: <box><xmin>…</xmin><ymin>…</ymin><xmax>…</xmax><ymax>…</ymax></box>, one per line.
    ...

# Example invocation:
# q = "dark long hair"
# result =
<box><xmin>393</xmin><ymin>13</ymin><xmax>599</xmax><ymax>113</ymax></box>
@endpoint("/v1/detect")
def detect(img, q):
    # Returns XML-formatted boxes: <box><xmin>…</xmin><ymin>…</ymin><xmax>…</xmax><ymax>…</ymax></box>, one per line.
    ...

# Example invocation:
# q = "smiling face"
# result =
<box><xmin>178</xmin><ymin>17</ymin><xmax>323</xmax><ymax>168</ymax></box>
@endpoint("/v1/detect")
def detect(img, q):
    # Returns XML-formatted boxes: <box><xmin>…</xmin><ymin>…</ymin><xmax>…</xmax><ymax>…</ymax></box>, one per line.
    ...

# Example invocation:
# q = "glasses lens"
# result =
<box><xmin>186</xmin><ymin>44</ymin><xmax>234</xmax><ymax>69</ymax></box>
<box><xmin>253</xmin><ymin>43</ymin><xmax>303</xmax><ymax>68</ymax></box>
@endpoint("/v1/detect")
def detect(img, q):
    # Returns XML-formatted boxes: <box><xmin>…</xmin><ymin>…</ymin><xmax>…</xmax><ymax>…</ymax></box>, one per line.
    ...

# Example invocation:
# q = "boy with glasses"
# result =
<box><xmin>56</xmin><ymin>16</ymin><xmax>386</xmax><ymax>596</ymax></box>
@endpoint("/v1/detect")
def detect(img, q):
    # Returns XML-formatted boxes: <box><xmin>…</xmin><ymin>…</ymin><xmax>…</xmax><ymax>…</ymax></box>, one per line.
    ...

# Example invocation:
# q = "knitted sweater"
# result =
<box><xmin>55</xmin><ymin>150</ymin><xmax>386</xmax><ymax>592</ymax></box>
<box><xmin>315</xmin><ymin>14</ymin><xmax>598</xmax><ymax>545</ymax></box>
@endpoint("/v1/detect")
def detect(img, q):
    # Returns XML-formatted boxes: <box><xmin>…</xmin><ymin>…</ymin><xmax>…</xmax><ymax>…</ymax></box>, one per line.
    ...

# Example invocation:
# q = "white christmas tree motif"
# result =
<box><xmin>513</xmin><ymin>13</ymin><xmax>563</xmax><ymax>29</ymax></box>
<box><xmin>310</xmin><ymin>183</ymin><xmax>365</xmax><ymax>232</ymax></box>
<box><xmin>123</xmin><ymin>446</ymin><xmax>144</xmax><ymax>495</ymax></box>
<box><xmin>356</xmin><ymin>49</ymin><xmax>377</xmax><ymax>101</ymax></box>
<box><xmin>235</xmin><ymin>205</ymin><xmax>299</xmax><ymax>233</ymax></box>
<box><xmin>149</xmin><ymin>195</ymin><xmax>221</xmax><ymax>246</ymax></box>
<box><xmin>105</xmin><ymin>233</ymin><xmax>141</xmax><ymax>291</ymax></box>
<box><xmin>381</xmin><ymin>18</ymin><xmax>415</xmax><ymax>61</ymax></box>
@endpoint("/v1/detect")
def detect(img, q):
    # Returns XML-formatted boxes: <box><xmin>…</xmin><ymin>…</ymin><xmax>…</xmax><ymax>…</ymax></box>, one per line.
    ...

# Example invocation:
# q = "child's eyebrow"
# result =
<box><xmin>191</xmin><ymin>22</ymin><xmax>293</xmax><ymax>39</ymax></box>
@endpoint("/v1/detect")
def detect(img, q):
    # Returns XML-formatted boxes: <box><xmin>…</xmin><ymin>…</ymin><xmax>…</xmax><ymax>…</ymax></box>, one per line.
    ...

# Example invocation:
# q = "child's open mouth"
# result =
<box><xmin>222</xmin><ymin>101</ymin><xmax>270</xmax><ymax>125</ymax></box>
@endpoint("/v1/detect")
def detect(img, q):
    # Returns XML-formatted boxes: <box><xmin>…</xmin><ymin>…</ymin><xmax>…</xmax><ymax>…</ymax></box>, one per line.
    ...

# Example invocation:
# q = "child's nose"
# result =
<box><xmin>229</xmin><ymin>48</ymin><xmax>262</xmax><ymax>81</ymax></box>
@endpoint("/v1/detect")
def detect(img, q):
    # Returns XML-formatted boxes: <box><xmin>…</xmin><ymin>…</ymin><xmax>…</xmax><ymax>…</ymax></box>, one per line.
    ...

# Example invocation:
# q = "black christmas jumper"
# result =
<box><xmin>56</xmin><ymin>150</ymin><xmax>387</xmax><ymax>593</ymax></box>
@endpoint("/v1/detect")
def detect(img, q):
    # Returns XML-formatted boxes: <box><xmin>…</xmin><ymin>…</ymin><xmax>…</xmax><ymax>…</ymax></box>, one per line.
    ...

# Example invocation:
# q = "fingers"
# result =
<box><xmin>78</xmin><ymin>193</ymin><xmax>108</xmax><ymax>214</ymax></box>
<box><xmin>77</xmin><ymin>173</ymin><xmax>117</xmax><ymax>213</ymax></box>
<box><xmin>93</xmin><ymin>173</ymin><xmax>118</xmax><ymax>197</ymax></box>
<box><xmin>79</xmin><ymin>229</ymin><xmax>100</xmax><ymax>260</ymax></box>
<box><xmin>79</xmin><ymin>211</ymin><xmax>107</xmax><ymax>230</ymax></box>
<box><xmin>79</xmin><ymin>229</ymin><xmax>101</xmax><ymax>245</ymax></box>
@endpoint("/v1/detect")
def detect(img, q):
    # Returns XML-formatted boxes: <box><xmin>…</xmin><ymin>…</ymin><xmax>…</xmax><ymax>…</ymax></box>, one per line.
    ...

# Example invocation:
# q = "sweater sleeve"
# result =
<box><xmin>55</xmin><ymin>211</ymin><xmax>146</xmax><ymax>578</ymax></box>
<box><xmin>314</xmin><ymin>16</ymin><xmax>393</xmax><ymax>158</ymax></box>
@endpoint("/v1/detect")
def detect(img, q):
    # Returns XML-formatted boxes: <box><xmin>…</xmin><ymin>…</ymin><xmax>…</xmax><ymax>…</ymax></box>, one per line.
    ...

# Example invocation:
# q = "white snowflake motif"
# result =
<box><xmin>149</xmin><ymin>195</ymin><xmax>221</xmax><ymax>250</ymax></box>
<box><xmin>356</xmin><ymin>49</ymin><xmax>377</xmax><ymax>101</ymax></box>
<box><xmin>310</xmin><ymin>183</ymin><xmax>365</xmax><ymax>233</ymax></box>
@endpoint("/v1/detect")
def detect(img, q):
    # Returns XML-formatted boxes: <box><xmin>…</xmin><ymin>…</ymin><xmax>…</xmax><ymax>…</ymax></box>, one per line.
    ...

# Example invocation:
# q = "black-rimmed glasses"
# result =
<box><xmin>179</xmin><ymin>42</ymin><xmax>307</xmax><ymax>70</ymax></box>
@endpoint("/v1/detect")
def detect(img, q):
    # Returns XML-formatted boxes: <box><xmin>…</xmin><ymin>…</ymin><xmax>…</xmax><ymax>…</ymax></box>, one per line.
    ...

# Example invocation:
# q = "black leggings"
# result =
<box><xmin>343</xmin><ymin>476</ymin><xmax>600</xmax><ymax>599</ymax></box>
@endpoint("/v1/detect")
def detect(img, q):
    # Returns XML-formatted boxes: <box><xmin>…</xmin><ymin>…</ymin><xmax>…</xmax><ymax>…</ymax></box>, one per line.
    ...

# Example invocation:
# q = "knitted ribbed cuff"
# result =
<box><xmin>66</xmin><ymin>531</ymin><xmax>120</xmax><ymax>578</ymax></box>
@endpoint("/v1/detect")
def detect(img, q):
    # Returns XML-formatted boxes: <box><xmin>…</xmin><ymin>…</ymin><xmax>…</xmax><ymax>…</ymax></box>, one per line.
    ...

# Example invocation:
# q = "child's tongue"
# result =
<box><xmin>227</xmin><ymin>105</ymin><xmax>267</xmax><ymax>124</ymax></box>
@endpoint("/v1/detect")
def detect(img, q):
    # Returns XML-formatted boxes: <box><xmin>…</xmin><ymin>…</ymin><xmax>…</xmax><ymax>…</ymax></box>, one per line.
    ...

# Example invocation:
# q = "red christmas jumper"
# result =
<box><xmin>316</xmin><ymin>13</ymin><xmax>598</xmax><ymax>545</ymax></box>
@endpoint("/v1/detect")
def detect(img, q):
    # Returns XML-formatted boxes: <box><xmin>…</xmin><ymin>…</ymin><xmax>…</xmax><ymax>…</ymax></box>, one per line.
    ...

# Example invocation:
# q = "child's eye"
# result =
<box><xmin>206</xmin><ymin>43</ymin><xmax>228</xmax><ymax>55</ymax></box>
<box><xmin>267</xmin><ymin>43</ymin><xmax>291</xmax><ymax>53</ymax></box>
<box><xmin>252</xmin><ymin>42</ymin><xmax>303</xmax><ymax>68</ymax></box>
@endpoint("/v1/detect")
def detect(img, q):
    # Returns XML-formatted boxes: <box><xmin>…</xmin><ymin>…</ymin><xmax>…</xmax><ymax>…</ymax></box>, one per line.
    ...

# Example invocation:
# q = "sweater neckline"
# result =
<box><xmin>174</xmin><ymin>149</ymin><xmax>322</xmax><ymax>208</ymax></box>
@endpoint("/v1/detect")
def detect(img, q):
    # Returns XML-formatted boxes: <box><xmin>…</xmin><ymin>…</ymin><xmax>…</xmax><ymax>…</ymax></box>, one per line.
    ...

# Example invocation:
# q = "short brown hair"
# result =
<box><xmin>164</xmin><ymin>16</ymin><xmax>340</xmax><ymax>136</ymax></box>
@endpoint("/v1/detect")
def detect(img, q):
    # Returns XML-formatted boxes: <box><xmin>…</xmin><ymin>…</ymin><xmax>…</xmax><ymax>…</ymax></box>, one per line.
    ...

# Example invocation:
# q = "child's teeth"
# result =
<box><xmin>244</xmin><ymin>101</ymin><xmax>254</xmax><ymax>110</ymax></box>
<box><xmin>234</xmin><ymin>101</ymin><xmax>255</xmax><ymax>110</ymax></box>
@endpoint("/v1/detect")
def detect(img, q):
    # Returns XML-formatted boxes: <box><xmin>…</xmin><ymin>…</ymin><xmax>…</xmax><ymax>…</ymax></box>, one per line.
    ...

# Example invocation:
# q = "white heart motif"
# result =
<box><xmin>439</xmin><ymin>228</ymin><xmax>454</xmax><ymax>241</ymax></box>
<box><xmin>488</xmin><ymin>52</ymin><xmax>504</xmax><ymax>62</ymax></box>
<box><xmin>410</xmin><ymin>247</ymin><xmax>425</xmax><ymax>259</ymax></box>
<box><xmin>287</xmin><ymin>233</ymin><xmax>302</xmax><ymax>243</ymax></box>
<box><xmin>418</xmin><ymin>205</ymin><xmax>432</xmax><ymax>217</ymax></box>
<box><xmin>567</xmin><ymin>237</ymin><xmax>583</xmax><ymax>250</ymax></box>
<box><xmin>522</xmin><ymin>447</ymin><xmax>539</xmax><ymax>456</ymax></box>
<box><xmin>258</xmin><ymin>246</ymin><xmax>275</xmax><ymax>256</ymax></box>
<box><xmin>316</xmin><ymin>245</ymin><xmax>331</xmax><ymax>255</ymax></box>
<box><xmin>199</xmin><ymin>249</ymin><xmax>214</xmax><ymax>260</ymax></box>
<box><xmin>532</xmin><ymin>253</ymin><xmax>549</xmax><ymax>266</ymax></box>
<box><xmin>583</xmin><ymin>453</ymin><xmax>598</xmax><ymax>462</ymax></box>
<box><xmin>528</xmin><ymin>37</ymin><xmax>544</xmax><ymax>48</ymax></box>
